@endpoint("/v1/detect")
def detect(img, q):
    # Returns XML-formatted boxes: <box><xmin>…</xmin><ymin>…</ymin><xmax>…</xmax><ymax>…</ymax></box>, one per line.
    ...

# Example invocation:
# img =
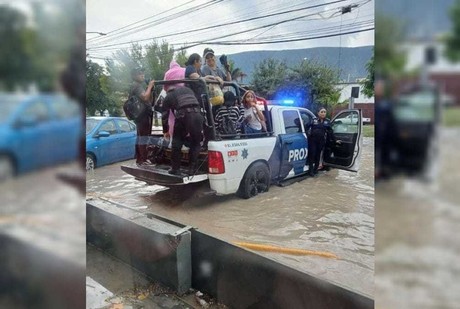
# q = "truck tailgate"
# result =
<box><xmin>121</xmin><ymin>164</ymin><xmax>208</xmax><ymax>186</ymax></box>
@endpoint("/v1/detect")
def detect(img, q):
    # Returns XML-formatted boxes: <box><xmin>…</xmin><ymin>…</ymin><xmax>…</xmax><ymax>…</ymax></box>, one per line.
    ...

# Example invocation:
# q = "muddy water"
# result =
<box><xmin>87</xmin><ymin>137</ymin><xmax>374</xmax><ymax>297</ymax></box>
<box><xmin>375</xmin><ymin>128</ymin><xmax>460</xmax><ymax>308</ymax></box>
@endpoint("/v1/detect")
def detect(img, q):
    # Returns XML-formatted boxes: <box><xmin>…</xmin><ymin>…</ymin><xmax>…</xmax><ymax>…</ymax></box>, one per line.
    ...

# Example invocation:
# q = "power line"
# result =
<box><xmin>86</xmin><ymin>0</ymin><xmax>199</xmax><ymax>43</ymax></box>
<box><xmin>192</xmin><ymin>27</ymin><xmax>374</xmax><ymax>46</ymax></box>
<box><xmin>87</xmin><ymin>0</ymin><xmax>348</xmax><ymax>51</ymax></box>
<box><xmin>87</xmin><ymin>0</ymin><xmax>223</xmax><ymax>46</ymax></box>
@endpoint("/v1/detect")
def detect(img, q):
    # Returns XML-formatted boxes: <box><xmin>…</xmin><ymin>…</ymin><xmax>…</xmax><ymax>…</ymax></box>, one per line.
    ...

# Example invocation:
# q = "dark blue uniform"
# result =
<box><xmin>162</xmin><ymin>87</ymin><xmax>204</xmax><ymax>175</ymax></box>
<box><xmin>308</xmin><ymin>118</ymin><xmax>334</xmax><ymax>175</ymax></box>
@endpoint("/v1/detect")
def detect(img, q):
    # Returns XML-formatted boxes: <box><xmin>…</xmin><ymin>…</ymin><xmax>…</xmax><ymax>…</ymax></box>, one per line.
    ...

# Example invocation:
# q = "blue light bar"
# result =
<box><xmin>283</xmin><ymin>99</ymin><xmax>294</xmax><ymax>105</ymax></box>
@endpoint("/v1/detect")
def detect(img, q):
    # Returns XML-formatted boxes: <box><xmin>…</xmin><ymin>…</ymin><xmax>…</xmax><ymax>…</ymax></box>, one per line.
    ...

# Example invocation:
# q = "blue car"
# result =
<box><xmin>86</xmin><ymin>117</ymin><xmax>137</xmax><ymax>170</ymax></box>
<box><xmin>0</xmin><ymin>93</ymin><xmax>81</xmax><ymax>182</ymax></box>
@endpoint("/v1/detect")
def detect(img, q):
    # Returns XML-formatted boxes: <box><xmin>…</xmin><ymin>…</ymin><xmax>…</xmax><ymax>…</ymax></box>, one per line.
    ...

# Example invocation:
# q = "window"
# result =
<box><xmin>282</xmin><ymin>110</ymin><xmax>302</xmax><ymax>134</ymax></box>
<box><xmin>50</xmin><ymin>96</ymin><xmax>81</xmax><ymax>119</ymax></box>
<box><xmin>332</xmin><ymin>111</ymin><xmax>358</xmax><ymax>133</ymax></box>
<box><xmin>116</xmin><ymin>119</ymin><xmax>133</xmax><ymax>133</ymax></box>
<box><xmin>22</xmin><ymin>100</ymin><xmax>49</xmax><ymax>123</ymax></box>
<box><xmin>99</xmin><ymin>120</ymin><xmax>118</xmax><ymax>135</ymax></box>
<box><xmin>299</xmin><ymin>111</ymin><xmax>313</xmax><ymax>132</ymax></box>
<box><xmin>129</xmin><ymin>121</ymin><xmax>136</xmax><ymax>131</ymax></box>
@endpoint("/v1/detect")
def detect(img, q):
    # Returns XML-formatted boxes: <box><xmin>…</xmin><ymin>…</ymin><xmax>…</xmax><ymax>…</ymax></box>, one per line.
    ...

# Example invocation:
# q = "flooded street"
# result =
<box><xmin>87</xmin><ymin>137</ymin><xmax>374</xmax><ymax>297</ymax></box>
<box><xmin>375</xmin><ymin>127</ymin><xmax>460</xmax><ymax>308</ymax></box>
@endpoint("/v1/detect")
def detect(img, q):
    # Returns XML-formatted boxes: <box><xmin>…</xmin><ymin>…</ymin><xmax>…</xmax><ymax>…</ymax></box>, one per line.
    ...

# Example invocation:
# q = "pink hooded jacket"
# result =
<box><xmin>163</xmin><ymin>60</ymin><xmax>185</xmax><ymax>92</ymax></box>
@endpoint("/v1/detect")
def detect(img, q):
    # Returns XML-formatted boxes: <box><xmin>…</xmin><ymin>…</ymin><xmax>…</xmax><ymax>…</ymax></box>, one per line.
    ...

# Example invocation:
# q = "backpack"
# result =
<box><xmin>123</xmin><ymin>95</ymin><xmax>148</xmax><ymax>123</ymax></box>
<box><xmin>219</xmin><ymin>107</ymin><xmax>237</xmax><ymax>137</ymax></box>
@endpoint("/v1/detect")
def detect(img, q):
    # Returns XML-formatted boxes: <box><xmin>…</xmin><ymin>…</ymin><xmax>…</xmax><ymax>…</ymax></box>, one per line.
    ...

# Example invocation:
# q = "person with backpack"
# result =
<box><xmin>214</xmin><ymin>91</ymin><xmax>240</xmax><ymax>138</ymax></box>
<box><xmin>129</xmin><ymin>67</ymin><xmax>156</xmax><ymax>165</ymax></box>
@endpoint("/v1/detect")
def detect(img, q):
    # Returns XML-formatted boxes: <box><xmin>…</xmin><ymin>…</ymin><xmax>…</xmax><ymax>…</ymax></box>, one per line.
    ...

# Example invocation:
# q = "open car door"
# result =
<box><xmin>323</xmin><ymin>109</ymin><xmax>363</xmax><ymax>172</ymax></box>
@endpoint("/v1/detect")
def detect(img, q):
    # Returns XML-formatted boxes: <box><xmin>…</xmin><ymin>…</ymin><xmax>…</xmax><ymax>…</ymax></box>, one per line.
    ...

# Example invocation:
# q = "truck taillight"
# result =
<box><xmin>208</xmin><ymin>151</ymin><xmax>225</xmax><ymax>174</ymax></box>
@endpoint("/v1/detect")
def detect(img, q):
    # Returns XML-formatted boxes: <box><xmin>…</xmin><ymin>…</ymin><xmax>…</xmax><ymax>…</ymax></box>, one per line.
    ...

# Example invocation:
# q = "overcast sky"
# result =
<box><xmin>86</xmin><ymin>0</ymin><xmax>374</xmax><ymax>63</ymax></box>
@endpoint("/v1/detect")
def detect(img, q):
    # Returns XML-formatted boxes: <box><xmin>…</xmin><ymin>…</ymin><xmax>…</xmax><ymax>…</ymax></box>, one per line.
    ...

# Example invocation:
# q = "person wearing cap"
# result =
<box><xmin>129</xmin><ymin>66</ymin><xmax>156</xmax><ymax>165</ymax></box>
<box><xmin>161</xmin><ymin>86</ymin><xmax>204</xmax><ymax>176</ymax></box>
<box><xmin>201</xmin><ymin>48</ymin><xmax>231</xmax><ymax>85</ymax></box>
<box><xmin>214</xmin><ymin>91</ymin><xmax>241</xmax><ymax>138</ymax></box>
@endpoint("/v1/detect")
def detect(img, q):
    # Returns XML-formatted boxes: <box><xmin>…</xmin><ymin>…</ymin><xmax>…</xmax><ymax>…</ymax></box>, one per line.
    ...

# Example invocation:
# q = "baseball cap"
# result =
<box><xmin>203</xmin><ymin>47</ymin><xmax>215</xmax><ymax>59</ymax></box>
<box><xmin>130</xmin><ymin>66</ymin><xmax>145</xmax><ymax>77</ymax></box>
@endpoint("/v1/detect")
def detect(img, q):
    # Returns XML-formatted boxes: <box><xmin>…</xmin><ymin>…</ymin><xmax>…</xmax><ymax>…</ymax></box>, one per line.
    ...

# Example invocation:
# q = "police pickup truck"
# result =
<box><xmin>121</xmin><ymin>80</ymin><xmax>363</xmax><ymax>199</ymax></box>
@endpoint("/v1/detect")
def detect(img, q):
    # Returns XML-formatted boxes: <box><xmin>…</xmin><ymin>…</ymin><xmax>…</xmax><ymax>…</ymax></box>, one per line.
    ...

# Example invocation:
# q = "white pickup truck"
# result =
<box><xmin>121</xmin><ymin>80</ymin><xmax>363</xmax><ymax>199</ymax></box>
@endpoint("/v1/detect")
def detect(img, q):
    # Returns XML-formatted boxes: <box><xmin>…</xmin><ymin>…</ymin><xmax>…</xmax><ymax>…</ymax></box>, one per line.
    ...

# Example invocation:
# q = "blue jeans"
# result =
<box><xmin>243</xmin><ymin>124</ymin><xmax>264</xmax><ymax>137</ymax></box>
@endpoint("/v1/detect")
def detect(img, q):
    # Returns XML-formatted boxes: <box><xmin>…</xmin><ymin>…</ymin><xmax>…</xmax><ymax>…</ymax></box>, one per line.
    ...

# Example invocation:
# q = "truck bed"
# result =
<box><xmin>121</xmin><ymin>163</ymin><xmax>208</xmax><ymax>186</ymax></box>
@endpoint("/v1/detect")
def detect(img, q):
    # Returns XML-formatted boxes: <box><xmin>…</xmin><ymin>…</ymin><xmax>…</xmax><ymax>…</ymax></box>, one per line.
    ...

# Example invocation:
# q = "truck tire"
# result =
<box><xmin>238</xmin><ymin>162</ymin><xmax>270</xmax><ymax>199</ymax></box>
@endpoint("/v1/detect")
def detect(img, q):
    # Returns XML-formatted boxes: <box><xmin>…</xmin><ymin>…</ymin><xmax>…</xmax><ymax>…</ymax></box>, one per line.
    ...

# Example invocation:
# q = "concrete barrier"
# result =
<box><xmin>86</xmin><ymin>199</ymin><xmax>191</xmax><ymax>294</ymax></box>
<box><xmin>86</xmin><ymin>198</ymin><xmax>373</xmax><ymax>308</ymax></box>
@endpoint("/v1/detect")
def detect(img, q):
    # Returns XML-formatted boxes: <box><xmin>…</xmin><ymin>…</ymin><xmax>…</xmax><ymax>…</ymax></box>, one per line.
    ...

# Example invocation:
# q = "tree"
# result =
<box><xmin>175</xmin><ymin>49</ymin><xmax>188</xmax><ymax>67</ymax></box>
<box><xmin>252</xmin><ymin>58</ymin><xmax>288</xmax><ymax>98</ymax></box>
<box><xmin>375</xmin><ymin>14</ymin><xmax>406</xmax><ymax>79</ymax></box>
<box><xmin>288</xmin><ymin>59</ymin><xmax>341</xmax><ymax>112</ymax></box>
<box><xmin>445</xmin><ymin>0</ymin><xmax>460</xmax><ymax>62</ymax></box>
<box><xmin>361</xmin><ymin>54</ymin><xmax>374</xmax><ymax>98</ymax></box>
<box><xmin>0</xmin><ymin>7</ymin><xmax>37</xmax><ymax>90</ymax></box>
<box><xmin>144</xmin><ymin>40</ymin><xmax>174</xmax><ymax>80</ymax></box>
<box><xmin>86</xmin><ymin>60</ymin><xmax>112</xmax><ymax>116</ymax></box>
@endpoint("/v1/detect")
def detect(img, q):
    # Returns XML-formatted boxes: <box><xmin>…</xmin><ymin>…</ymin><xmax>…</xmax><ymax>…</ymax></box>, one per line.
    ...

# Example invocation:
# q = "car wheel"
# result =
<box><xmin>237</xmin><ymin>162</ymin><xmax>270</xmax><ymax>199</ymax></box>
<box><xmin>86</xmin><ymin>154</ymin><xmax>96</xmax><ymax>171</ymax></box>
<box><xmin>0</xmin><ymin>155</ymin><xmax>15</xmax><ymax>182</ymax></box>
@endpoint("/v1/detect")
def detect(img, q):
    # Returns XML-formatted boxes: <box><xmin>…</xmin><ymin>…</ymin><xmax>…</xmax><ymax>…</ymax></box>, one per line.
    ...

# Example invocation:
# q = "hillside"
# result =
<box><xmin>226</xmin><ymin>46</ymin><xmax>373</xmax><ymax>83</ymax></box>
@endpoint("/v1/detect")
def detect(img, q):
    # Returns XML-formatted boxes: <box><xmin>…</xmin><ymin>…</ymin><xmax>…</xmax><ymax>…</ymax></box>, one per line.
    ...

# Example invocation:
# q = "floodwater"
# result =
<box><xmin>375</xmin><ymin>127</ymin><xmax>460</xmax><ymax>308</ymax></box>
<box><xmin>87</xmin><ymin>137</ymin><xmax>374</xmax><ymax>298</ymax></box>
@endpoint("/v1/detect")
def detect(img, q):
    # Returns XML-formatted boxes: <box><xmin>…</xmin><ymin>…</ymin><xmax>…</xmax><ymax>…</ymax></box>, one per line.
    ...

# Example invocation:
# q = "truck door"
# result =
<box><xmin>323</xmin><ymin>109</ymin><xmax>363</xmax><ymax>172</ymax></box>
<box><xmin>278</xmin><ymin>109</ymin><xmax>309</xmax><ymax>180</ymax></box>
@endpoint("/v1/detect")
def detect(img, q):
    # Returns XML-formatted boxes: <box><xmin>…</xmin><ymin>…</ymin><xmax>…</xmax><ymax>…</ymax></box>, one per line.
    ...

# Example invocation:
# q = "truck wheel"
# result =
<box><xmin>238</xmin><ymin>162</ymin><xmax>270</xmax><ymax>199</ymax></box>
<box><xmin>86</xmin><ymin>154</ymin><xmax>96</xmax><ymax>171</ymax></box>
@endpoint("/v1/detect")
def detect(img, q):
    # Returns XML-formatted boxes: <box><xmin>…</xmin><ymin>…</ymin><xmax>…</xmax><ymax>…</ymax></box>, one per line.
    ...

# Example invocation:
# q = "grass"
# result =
<box><xmin>443</xmin><ymin>106</ymin><xmax>460</xmax><ymax>127</ymax></box>
<box><xmin>362</xmin><ymin>125</ymin><xmax>374</xmax><ymax>137</ymax></box>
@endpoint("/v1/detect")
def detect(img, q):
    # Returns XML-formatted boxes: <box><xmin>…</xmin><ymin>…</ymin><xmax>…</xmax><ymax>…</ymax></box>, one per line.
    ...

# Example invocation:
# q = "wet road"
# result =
<box><xmin>375</xmin><ymin>128</ymin><xmax>460</xmax><ymax>308</ymax></box>
<box><xmin>87</xmin><ymin>137</ymin><xmax>374</xmax><ymax>297</ymax></box>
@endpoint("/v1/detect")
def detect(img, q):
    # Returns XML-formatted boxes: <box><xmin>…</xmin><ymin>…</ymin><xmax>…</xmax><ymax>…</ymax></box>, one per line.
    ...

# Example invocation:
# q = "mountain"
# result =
<box><xmin>226</xmin><ymin>46</ymin><xmax>373</xmax><ymax>83</ymax></box>
<box><xmin>376</xmin><ymin>0</ymin><xmax>455</xmax><ymax>40</ymax></box>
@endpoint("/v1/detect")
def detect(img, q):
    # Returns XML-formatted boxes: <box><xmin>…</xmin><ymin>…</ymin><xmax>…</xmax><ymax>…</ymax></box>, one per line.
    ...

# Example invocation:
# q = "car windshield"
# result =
<box><xmin>0</xmin><ymin>95</ymin><xmax>24</xmax><ymax>123</ymax></box>
<box><xmin>395</xmin><ymin>91</ymin><xmax>436</xmax><ymax>122</ymax></box>
<box><xmin>86</xmin><ymin>118</ymin><xmax>100</xmax><ymax>134</ymax></box>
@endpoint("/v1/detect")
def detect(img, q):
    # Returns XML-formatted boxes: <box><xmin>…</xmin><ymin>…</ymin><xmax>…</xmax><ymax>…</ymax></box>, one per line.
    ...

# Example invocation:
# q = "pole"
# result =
<box><xmin>349</xmin><ymin>96</ymin><xmax>354</xmax><ymax>109</ymax></box>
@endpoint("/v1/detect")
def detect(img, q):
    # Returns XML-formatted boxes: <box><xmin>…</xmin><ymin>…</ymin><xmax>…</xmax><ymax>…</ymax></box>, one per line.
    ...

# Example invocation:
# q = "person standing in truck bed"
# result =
<box><xmin>161</xmin><ymin>86</ymin><xmax>204</xmax><ymax>176</ymax></box>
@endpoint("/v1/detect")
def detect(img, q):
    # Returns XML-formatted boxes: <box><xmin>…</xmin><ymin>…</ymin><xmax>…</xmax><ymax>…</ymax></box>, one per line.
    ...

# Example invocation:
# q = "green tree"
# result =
<box><xmin>0</xmin><ymin>7</ymin><xmax>37</xmax><ymax>90</ymax></box>
<box><xmin>361</xmin><ymin>54</ymin><xmax>374</xmax><ymax>98</ymax></box>
<box><xmin>252</xmin><ymin>58</ymin><xmax>288</xmax><ymax>98</ymax></box>
<box><xmin>175</xmin><ymin>49</ymin><xmax>188</xmax><ymax>67</ymax></box>
<box><xmin>289</xmin><ymin>59</ymin><xmax>341</xmax><ymax>111</ymax></box>
<box><xmin>86</xmin><ymin>60</ymin><xmax>111</xmax><ymax>116</ymax></box>
<box><xmin>144</xmin><ymin>40</ymin><xmax>174</xmax><ymax>80</ymax></box>
<box><xmin>375</xmin><ymin>14</ymin><xmax>406</xmax><ymax>79</ymax></box>
<box><xmin>445</xmin><ymin>0</ymin><xmax>460</xmax><ymax>62</ymax></box>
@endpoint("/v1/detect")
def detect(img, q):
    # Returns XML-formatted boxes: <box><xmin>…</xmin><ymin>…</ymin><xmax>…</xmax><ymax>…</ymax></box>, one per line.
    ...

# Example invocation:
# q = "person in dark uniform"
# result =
<box><xmin>130</xmin><ymin>67</ymin><xmax>156</xmax><ymax>165</ymax></box>
<box><xmin>162</xmin><ymin>86</ymin><xmax>204</xmax><ymax>176</ymax></box>
<box><xmin>375</xmin><ymin>78</ymin><xmax>395</xmax><ymax>180</ymax></box>
<box><xmin>307</xmin><ymin>107</ymin><xmax>340</xmax><ymax>176</ymax></box>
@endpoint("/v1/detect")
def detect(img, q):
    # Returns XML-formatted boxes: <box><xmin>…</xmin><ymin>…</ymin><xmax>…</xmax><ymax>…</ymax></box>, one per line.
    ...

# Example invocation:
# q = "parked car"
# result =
<box><xmin>86</xmin><ymin>117</ymin><xmax>137</xmax><ymax>170</ymax></box>
<box><xmin>0</xmin><ymin>93</ymin><xmax>81</xmax><ymax>182</ymax></box>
